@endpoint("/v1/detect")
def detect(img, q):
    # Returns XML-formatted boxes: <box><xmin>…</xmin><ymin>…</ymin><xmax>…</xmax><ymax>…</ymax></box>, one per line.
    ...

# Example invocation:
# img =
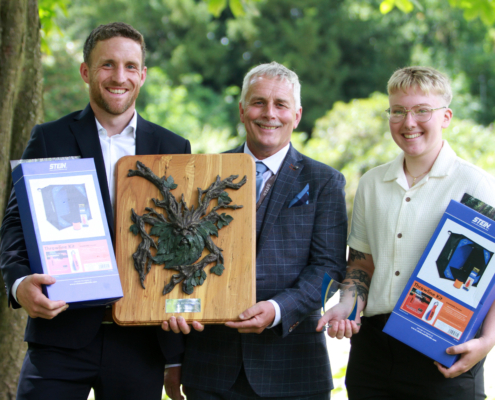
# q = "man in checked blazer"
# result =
<box><xmin>168</xmin><ymin>62</ymin><xmax>347</xmax><ymax>399</ymax></box>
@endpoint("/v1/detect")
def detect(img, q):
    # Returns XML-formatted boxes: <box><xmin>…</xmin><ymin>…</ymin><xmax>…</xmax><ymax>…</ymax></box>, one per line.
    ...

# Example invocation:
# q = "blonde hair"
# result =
<box><xmin>387</xmin><ymin>66</ymin><xmax>452</xmax><ymax>105</ymax></box>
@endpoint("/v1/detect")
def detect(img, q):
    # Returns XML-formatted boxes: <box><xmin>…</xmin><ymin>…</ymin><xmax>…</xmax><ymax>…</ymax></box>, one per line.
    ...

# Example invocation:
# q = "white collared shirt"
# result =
<box><xmin>244</xmin><ymin>142</ymin><xmax>291</xmax><ymax>328</ymax></box>
<box><xmin>96</xmin><ymin>113</ymin><xmax>137</xmax><ymax>212</ymax></box>
<box><xmin>348</xmin><ymin>141</ymin><xmax>495</xmax><ymax>316</ymax></box>
<box><xmin>244</xmin><ymin>142</ymin><xmax>290</xmax><ymax>193</ymax></box>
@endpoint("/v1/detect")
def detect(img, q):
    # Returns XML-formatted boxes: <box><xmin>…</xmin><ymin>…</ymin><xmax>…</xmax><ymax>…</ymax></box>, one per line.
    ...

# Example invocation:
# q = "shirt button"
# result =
<box><xmin>406</xmin><ymin>197</ymin><xmax>411</xmax><ymax>202</ymax></box>
<box><xmin>397</xmin><ymin>233</ymin><xmax>402</xmax><ymax>238</ymax></box>
<box><xmin>395</xmin><ymin>271</ymin><xmax>400</xmax><ymax>276</ymax></box>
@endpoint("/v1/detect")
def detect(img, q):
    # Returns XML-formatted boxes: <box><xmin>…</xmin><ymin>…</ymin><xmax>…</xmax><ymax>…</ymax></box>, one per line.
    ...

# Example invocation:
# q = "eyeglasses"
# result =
<box><xmin>385</xmin><ymin>105</ymin><xmax>447</xmax><ymax>123</ymax></box>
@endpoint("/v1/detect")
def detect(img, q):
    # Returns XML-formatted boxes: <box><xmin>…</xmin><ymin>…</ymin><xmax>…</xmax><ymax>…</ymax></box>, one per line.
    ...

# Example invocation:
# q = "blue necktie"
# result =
<box><xmin>256</xmin><ymin>162</ymin><xmax>268</xmax><ymax>202</ymax></box>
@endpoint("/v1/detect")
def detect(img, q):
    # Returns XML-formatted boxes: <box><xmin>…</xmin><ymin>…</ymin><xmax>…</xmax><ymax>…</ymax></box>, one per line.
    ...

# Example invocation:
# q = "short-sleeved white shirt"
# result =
<box><xmin>348</xmin><ymin>141</ymin><xmax>495</xmax><ymax>317</ymax></box>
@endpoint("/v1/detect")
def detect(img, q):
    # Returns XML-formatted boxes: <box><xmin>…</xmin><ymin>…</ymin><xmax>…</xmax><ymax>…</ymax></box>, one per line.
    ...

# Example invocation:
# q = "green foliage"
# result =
<box><xmin>217</xmin><ymin>213</ymin><xmax>233</xmax><ymax>229</ymax></box>
<box><xmin>218</xmin><ymin>191</ymin><xmax>232</xmax><ymax>205</ymax></box>
<box><xmin>443</xmin><ymin>119</ymin><xmax>495</xmax><ymax>174</ymax></box>
<box><xmin>39</xmin><ymin>0</ymin><xmax>68</xmax><ymax>54</ymax></box>
<box><xmin>139</xmin><ymin>67</ymin><xmax>242</xmax><ymax>153</ymax></box>
<box><xmin>42</xmin><ymin>32</ymin><xmax>88</xmax><ymax>122</ymax></box>
<box><xmin>152</xmin><ymin>223</ymin><xmax>189</xmax><ymax>266</ymax></box>
<box><xmin>210</xmin><ymin>264</ymin><xmax>225</xmax><ymax>275</ymax></box>
<box><xmin>159</xmin><ymin>231</ymin><xmax>205</xmax><ymax>268</ymax></box>
<box><xmin>165</xmin><ymin>176</ymin><xmax>178</xmax><ymax>190</ymax></box>
<box><xmin>150</xmin><ymin>219</ymin><xmax>228</xmax><ymax>270</ymax></box>
<box><xmin>184</xmin><ymin>277</ymin><xmax>195</xmax><ymax>294</ymax></box>
<box><xmin>380</xmin><ymin>0</ymin><xmax>495</xmax><ymax>26</ymax></box>
<box><xmin>207</xmin><ymin>0</ymin><xmax>262</xmax><ymax>17</ymax></box>
<box><xmin>207</xmin><ymin>0</ymin><xmax>228</xmax><ymax>16</ymax></box>
<box><xmin>150</xmin><ymin>213</ymin><xmax>232</xmax><ymax>269</ymax></box>
<box><xmin>129</xmin><ymin>224</ymin><xmax>139</xmax><ymax>235</ymax></box>
<box><xmin>199</xmin><ymin>220</ymin><xmax>219</xmax><ymax>237</ymax></box>
<box><xmin>380</xmin><ymin>0</ymin><xmax>416</xmax><ymax>14</ymax></box>
<box><xmin>187</xmin><ymin>269</ymin><xmax>207</xmax><ymax>290</ymax></box>
<box><xmin>41</xmin><ymin>0</ymin><xmax>410</xmax><ymax>134</ymax></box>
<box><xmin>455</xmin><ymin>0</ymin><xmax>495</xmax><ymax>25</ymax></box>
<box><xmin>43</xmin><ymin>0</ymin><xmax>495</xmax><ymax>136</ymax></box>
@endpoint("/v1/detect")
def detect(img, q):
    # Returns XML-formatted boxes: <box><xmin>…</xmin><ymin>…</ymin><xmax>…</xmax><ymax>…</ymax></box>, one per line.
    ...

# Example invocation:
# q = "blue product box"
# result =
<box><xmin>383</xmin><ymin>200</ymin><xmax>495</xmax><ymax>367</ymax></box>
<box><xmin>12</xmin><ymin>158</ymin><xmax>123</xmax><ymax>308</ymax></box>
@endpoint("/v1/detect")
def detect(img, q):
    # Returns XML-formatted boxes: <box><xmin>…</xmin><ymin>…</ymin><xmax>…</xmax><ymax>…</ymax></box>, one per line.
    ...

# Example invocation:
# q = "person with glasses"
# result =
<box><xmin>318</xmin><ymin>66</ymin><xmax>495</xmax><ymax>399</ymax></box>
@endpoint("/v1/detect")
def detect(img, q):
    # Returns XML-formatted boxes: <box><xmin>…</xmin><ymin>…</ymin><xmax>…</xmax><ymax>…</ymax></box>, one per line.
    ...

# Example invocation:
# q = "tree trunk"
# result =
<box><xmin>0</xmin><ymin>0</ymin><xmax>43</xmax><ymax>398</ymax></box>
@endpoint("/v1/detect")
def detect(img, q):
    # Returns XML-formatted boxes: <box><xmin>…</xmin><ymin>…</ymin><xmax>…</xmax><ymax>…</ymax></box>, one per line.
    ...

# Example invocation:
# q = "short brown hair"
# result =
<box><xmin>388</xmin><ymin>66</ymin><xmax>452</xmax><ymax>105</ymax></box>
<box><xmin>83</xmin><ymin>22</ymin><xmax>146</xmax><ymax>66</ymax></box>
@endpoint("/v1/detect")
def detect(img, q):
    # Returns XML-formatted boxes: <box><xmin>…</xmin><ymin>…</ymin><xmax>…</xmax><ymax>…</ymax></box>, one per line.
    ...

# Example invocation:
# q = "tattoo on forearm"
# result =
<box><xmin>347</xmin><ymin>269</ymin><xmax>371</xmax><ymax>287</ymax></box>
<box><xmin>346</xmin><ymin>269</ymin><xmax>371</xmax><ymax>303</ymax></box>
<box><xmin>349</xmin><ymin>248</ymin><xmax>367</xmax><ymax>262</ymax></box>
<box><xmin>354</xmin><ymin>284</ymin><xmax>368</xmax><ymax>303</ymax></box>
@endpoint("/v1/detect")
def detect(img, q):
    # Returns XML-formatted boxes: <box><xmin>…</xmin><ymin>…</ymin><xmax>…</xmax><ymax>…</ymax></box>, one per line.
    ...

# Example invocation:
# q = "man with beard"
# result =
<box><xmin>0</xmin><ymin>22</ymin><xmax>190</xmax><ymax>400</ymax></box>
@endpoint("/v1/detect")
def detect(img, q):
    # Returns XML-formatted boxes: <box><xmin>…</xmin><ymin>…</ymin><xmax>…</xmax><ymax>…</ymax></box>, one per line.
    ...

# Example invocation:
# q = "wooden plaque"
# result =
<box><xmin>113</xmin><ymin>154</ymin><xmax>255</xmax><ymax>325</ymax></box>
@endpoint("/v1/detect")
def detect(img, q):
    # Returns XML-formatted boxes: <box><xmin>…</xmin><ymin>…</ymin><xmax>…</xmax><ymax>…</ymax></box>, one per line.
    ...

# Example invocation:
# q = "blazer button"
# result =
<box><xmin>289</xmin><ymin>322</ymin><xmax>299</xmax><ymax>333</ymax></box>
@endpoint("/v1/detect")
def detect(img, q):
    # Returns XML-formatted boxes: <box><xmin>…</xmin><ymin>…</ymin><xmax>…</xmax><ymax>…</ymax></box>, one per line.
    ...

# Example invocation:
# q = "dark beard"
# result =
<box><xmin>89</xmin><ymin>81</ymin><xmax>139</xmax><ymax>116</ymax></box>
<box><xmin>99</xmin><ymin>96</ymin><xmax>133</xmax><ymax>115</ymax></box>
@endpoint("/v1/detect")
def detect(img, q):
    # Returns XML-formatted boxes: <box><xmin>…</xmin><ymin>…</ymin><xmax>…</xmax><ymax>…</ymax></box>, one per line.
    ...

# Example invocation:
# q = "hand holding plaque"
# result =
<box><xmin>162</xmin><ymin>316</ymin><xmax>204</xmax><ymax>334</ymax></box>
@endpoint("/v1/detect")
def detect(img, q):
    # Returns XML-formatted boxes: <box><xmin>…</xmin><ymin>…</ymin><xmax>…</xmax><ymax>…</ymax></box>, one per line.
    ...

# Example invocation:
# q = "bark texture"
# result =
<box><xmin>0</xmin><ymin>0</ymin><xmax>43</xmax><ymax>398</ymax></box>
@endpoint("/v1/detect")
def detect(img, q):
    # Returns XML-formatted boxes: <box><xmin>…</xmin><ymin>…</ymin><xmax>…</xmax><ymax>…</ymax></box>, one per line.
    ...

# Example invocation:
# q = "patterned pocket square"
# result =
<box><xmin>288</xmin><ymin>183</ymin><xmax>309</xmax><ymax>208</ymax></box>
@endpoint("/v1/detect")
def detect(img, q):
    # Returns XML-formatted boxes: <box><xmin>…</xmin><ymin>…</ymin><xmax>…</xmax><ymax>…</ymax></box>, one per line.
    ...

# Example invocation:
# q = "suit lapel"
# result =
<box><xmin>136</xmin><ymin>114</ymin><xmax>161</xmax><ymax>155</ymax></box>
<box><xmin>257</xmin><ymin>145</ymin><xmax>303</xmax><ymax>252</ymax></box>
<box><xmin>69</xmin><ymin>105</ymin><xmax>114</xmax><ymax>238</ymax></box>
<box><xmin>226</xmin><ymin>144</ymin><xmax>244</xmax><ymax>154</ymax></box>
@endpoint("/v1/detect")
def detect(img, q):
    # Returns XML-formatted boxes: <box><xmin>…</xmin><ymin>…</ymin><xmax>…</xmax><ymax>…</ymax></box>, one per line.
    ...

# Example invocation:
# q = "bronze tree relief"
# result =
<box><xmin>128</xmin><ymin>161</ymin><xmax>247</xmax><ymax>295</ymax></box>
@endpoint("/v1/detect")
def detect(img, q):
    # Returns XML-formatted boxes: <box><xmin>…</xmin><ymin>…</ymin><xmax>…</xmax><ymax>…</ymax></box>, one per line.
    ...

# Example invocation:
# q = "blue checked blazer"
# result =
<box><xmin>182</xmin><ymin>144</ymin><xmax>347</xmax><ymax>397</ymax></box>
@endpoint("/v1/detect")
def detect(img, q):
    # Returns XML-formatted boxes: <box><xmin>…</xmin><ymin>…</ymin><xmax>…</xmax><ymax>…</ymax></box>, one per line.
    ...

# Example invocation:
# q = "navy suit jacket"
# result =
<box><xmin>0</xmin><ymin>105</ymin><xmax>190</xmax><ymax>361</ymax></box>
<box><xmin>182</xmin><ymin>144</ymin><xmax>347</xmax><ymax>397</ymax></box>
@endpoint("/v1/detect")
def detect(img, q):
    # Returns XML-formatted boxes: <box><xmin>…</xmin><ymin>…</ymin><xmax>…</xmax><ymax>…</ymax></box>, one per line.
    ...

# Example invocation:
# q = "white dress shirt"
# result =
<box><xmin>348</xmin><ymin>141</ymin><xmax>495</xmax><ymax>316</ymax></box>
<box><xmin>96</xmin><ymin>113</ymin><xmax>137</xmax><ymax>212</ymax></box>
<box><xmin>244</xmin><ymin>142</ymin><xmax>291</xmax><ymax>327</ymax></box>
